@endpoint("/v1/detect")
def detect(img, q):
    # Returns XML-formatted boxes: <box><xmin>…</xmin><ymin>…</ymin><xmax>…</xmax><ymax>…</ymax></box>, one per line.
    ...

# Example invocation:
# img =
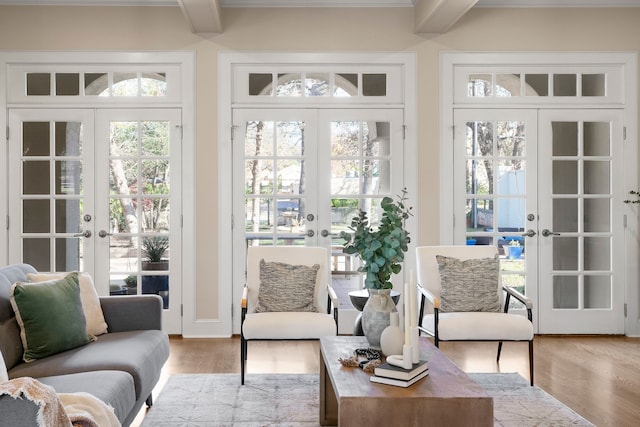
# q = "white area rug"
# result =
<box><xmin>141</xmin><ymin>373</ymin><xmax>593</xmax><ymax>427</ymax></box>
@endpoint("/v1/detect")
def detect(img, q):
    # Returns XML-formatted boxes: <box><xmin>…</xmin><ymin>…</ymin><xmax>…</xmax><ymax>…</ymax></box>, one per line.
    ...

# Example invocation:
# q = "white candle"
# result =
<box><xmin>404</xmin><ymin>282</ymin><xmax>410</xmax><ymax>345</ymax></box>
<box><xmin>410</xmin><ymin>270</ymin><xmax>417</xmax><ymax>328</ymax></box>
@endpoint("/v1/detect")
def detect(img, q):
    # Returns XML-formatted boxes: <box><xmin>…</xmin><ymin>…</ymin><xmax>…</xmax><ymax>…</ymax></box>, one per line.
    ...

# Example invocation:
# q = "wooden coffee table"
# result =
<box><xmin>319</xmin><ymin>336</ymin><xmax>493</xmax><ymax>426</ymax></box>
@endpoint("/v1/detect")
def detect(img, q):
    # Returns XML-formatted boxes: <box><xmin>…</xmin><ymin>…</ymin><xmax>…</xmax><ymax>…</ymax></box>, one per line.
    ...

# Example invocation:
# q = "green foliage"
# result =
<box><xmin>340</xmin><ymin>189</ymin><xmax>412</xmax><ymax>289</ymax></box>
<box><xmin>142</xmin><ymin>236</ymin><xmax>169</xmax><ymax>262</ymax></box>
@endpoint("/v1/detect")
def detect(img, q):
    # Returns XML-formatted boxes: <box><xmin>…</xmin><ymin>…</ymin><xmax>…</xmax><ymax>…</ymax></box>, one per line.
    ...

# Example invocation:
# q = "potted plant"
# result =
<box><xmin>507</xmin><ymin>239</ymin><xmax>523</xmax><ymax>259</ymax></box>
<box><xmin>341</xmin><ymin>189</ymin><xmax>412</xmax><ymax>348</ymax></box>
<box><xmin>141</xmin><ymin>236</ymin><xmax>169</xmax><ymax>308</ymax></box>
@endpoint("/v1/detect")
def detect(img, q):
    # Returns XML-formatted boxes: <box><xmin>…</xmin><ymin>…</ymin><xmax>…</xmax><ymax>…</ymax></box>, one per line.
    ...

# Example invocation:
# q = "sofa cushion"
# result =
<box><xmin>28</xmin><ymin>272</ymin><xmax>108</xmax><ymax>337</ymax></box>
<box><xmin>254</xmin><ymin>259</ymin><xmax>319</xmax><ymax>313</ymax></box>
<box><xmin>10</xmin><ymin>272</ymin><xmax>92</xmax><ymax>362</ymax></box>
<box><xmin>0</xmin><ymin>317</ymin><xmax>23</xmax><ymax>371</ymax></box>
<box><xmin>38</xmin><ymin>371</ymin><xmax>136</xmax><ymax>423</ymax></box>
<box><xmin>436</xmin><ymin>255</ymin><xmax>501</xmax><ymax>313</ymax></box>
<box><xmin>8</xmin><ymin>330</ymin><xmax>169</xmax><ymax>403</ymax></box>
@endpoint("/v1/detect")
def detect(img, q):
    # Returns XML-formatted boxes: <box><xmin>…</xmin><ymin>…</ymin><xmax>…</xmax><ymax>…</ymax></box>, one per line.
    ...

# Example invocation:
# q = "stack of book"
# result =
<box><xmin>370</xmin><ymin>360</ymin><xmax>429</xmax><ymax>388</ymax></box>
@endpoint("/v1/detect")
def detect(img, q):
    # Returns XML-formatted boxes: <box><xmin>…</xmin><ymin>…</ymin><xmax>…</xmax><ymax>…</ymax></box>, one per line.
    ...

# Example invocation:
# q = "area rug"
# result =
<box><xmin>140</xmin><ymin>373</ymin><xmax>593</xmax><ymax>427</ymax></box>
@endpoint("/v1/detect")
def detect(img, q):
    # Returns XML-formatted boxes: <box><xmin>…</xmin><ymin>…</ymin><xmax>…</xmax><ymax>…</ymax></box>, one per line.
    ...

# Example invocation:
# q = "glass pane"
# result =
<box><xmin>584</xmin><ymin>122</ymin><xmax>610</xmax><ymax>156</ymax></box>
<box><xmin>276</xmin><ymin>121</ymin><xmax>304</xmax><ymax>156</ymax></box>
<box><xmin>141</xmin><ymin>197</ymin><xmax>169</xmax><ymax>233</ymax></box>
<box><xmin>23</xmin><ymin>200</ymin><xmax>50</xmax><ymax>233</ymax></box>
<box><xmin>582</xmin><ymin>74</ymin><xmax>605</xmax><ymax>97</ymax></box>
<box><xmin>552</xmin><ymin>122</ymin><xmax>578</xmax><ymax>156</ymax></box>
<box><xmin>584</xmin><ymin>276</ymin><xmax>611</xmax><ymax>309</ymax></box>
<box><xmin>140</xmin><ymin>73</ymin><xmax>167</xmax><ymax>97</ymax></box>
<box><xmin>554</xmin><ymin>74</ymin><xmax>577</xmax><ymax>96</ymax></box>
<box><xmin>84</xmin><ymin>72</ymin><xmax>108</xmax><ymax>95</ymax></box>
<box><xmin>584</xmin><ymin>161</ymin><xmax>610</xmax><ymax>194</ymax></box>
<box><xmin>497</xmin><ymin>160</ymin><xmax>525</xmax><ymax>195</ymax></box>
<box><xmin>245</xmin><ymin>121</ymin><xmax>274</xmax><ymax>157</ymax></box>
<box><xmin>142</xmin><ymin>160</ymin><xmax>169</xmax><ymax>194</ymax></box>
<box><xmin>553</xmin><ymin>275</ymin><xmax>578</xmax><ymax>308</ymax></box>
<box><xmin>55</xmin><ymin>121</ymin><xmax>82</xmax><ymax>156</ymax></box>
<box><xmin>246</xmin><ymin>197</ymin><xmax>274</xmax><ymax>233</ymax></box>
<box><xmin>553</xmin><ymin>160</ymin><xmax>578</xmax><ymax>194</ymax></box>
<box><xmin>23</xmin><ymin>122</ymin><xmax>50</xmax><ymax>156</ymax></box>
<box><xmin>277</xmin><ymin>159</ymin><xmax>303</xmax><ymax>195</ymax></box>
<box><xmin>23</xmin><ymin>161</ymin><xmax>50</xmax><ymax>195</ymax></box>
<box><xmin>55</xmin><ymin>199</ymin><xmax>81</xmax><ymax>233</ymax></box>
<box><xmin>246</xmin><ymin>159</ymin><xmax>273</xmax><ymax>195</ymax></box>
<box><xmin>525</xmin><ymin>74</ymin><xmax>548</xmax><ymax>96</ymax></box>
<box><xmin>142</xmin><ymin>275</ymin><xmax>169</xmax><ymax>309</ymax></box>
<box><xmin>249</xmin><ymin>73</ymin><xmax>273</xmax><ymax>96</ymax></box>
<box><xmin>55</xmin><ymin>73</ymin><xmax>79</xmax><ymax>96</ymax></box>
<box><xmin>496</xmin><ymin>74</ymin><xmax>519</xmax><ymax>97</ymax></box>
<box><xmin>367</xmin><ymin>122</ymin><xmax>390</xmax><ymax>156</ymax></box>
<box><xmin>585</xmin><ymin>237</ymin><xmax>610</xmax><ymax>270</ymax></box>
<box><xmin>109</xmin><ymin>198</ymin><xmax>136</xmax><ymax>233</ymax></box>
<box><xmin>496</xmin><ymin>121</ymin><xmax>525</xmax><ymax>157</ymax></box>
<box><xmin>277</xmin><ymin>198</ymin><xmax>301</xmax><ymax>227</ymax></box>
<box><xmin>331</xmin><ymin>197</ymin><xmax>359</xmax><ymax>239</ymax></box>
<box><xmin>113</xmin><ymin>72</ymin><xmax>138</xmax><ymax>96</ymax></box>
<box><xmin>466</xmin><ymin>160</ymin><xmax>491</xmax><ymax>195</ymax></box>
<box><xmin>56</xmin><ymin>160</ymin><xmax>82</xmax><ymax>195</ymax></box>
<box><xmin>553</xmin><ymin>198</ymin><xmax>578</xmax><ymax>232</ymax></box>
<box><xmin>110</xmin><ymin>272</ymin><xmax>138</xmax><ymax>296</ymax></box>
<box><xmin>466</xmin><ymin>121</ymin><xmax>493</xmax><ymax>156</ymax></box>
<box><xmin>331</xmin><ymin>121</ymin><xmax>360</xmax><ymax>157</ymax></box>
<box><xmin>56</xmin><ymin>238</ymin><xmax>81</xmax><ymax>271</ymax></box>
<box><xmin>109</xmin><ymin>159</ymin><xmax>138</xmax><ymax>194</ymax></box>
<box><xmin>110</xmin><ymin>121</ymin><xmax>138</xmax><ymax>156</ymax></box>
<box><xmin>584</xmin><ymin>198</ymin><xmax>610</xmax><ymax>232</ymax></box>
<box><xmin>363</xmin><ymin>159</ymin><xmax>390</xmax><ymax>194</ymax></box>
<box><xmin>26</xmin><ymin>73</ymin><xmax>51</xmax><ymax>96</ymax></box>
<box><xmin>141</xmin><ymin>121</ymin><xmax>170</xmax><ymax>156</ymax></box>
<box><xmin>335</xmin><ymin>73</ymin><xmax>357</xmax><ymax>97</ymax></box>
<box><xmin>553</xmin><ymin>237</ymin><xmax>578</xmax><ymax>270</ymax></box>
<box><xmin>468</xmin><ymin>74</ymin><xmax>492</xmax><ymax>97</ymax></box>
<box><xmin>305</xmin><ymin>73</ymin><xmax>330</xmax><ymax>97</ymax></box>
<box><xmin>23</xmin><ymin>238</ymin><xmax>51</xmax><ymax>271</ymax></box>
<box><xmin>332</xmin><ymin>160</ymin><xmax>359</xmax><ymax>195</ymax></box>
<box><xmin>503</xmin><ymin>273</ymin><xmax>525</xmax><ymax>309</ymax></box>
<box><xmin>277</xmin><ymin>73</ymin><xmax>301</xmax><ymax>97</ymax></box>
<box><xmin>362</xmin><ymin>74</ymin><xmax>386</xmax><ymax>96</ymax></box>
<box><xmin>466</xmin><ymin>198</ymin><xmax>493</xmax><ymax>231</ymax></box>
<box><xmin>497</xmin><ymin>197</ymin><xmax>524</xmax><ymax>230</ymax></box>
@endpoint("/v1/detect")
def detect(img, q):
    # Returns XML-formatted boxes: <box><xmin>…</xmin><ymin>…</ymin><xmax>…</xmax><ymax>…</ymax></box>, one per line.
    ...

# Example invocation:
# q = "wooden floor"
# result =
<box><xmin>133</xmin><ymin>335</ymin><xmax>640</xmax><ymax>426</ymax></box>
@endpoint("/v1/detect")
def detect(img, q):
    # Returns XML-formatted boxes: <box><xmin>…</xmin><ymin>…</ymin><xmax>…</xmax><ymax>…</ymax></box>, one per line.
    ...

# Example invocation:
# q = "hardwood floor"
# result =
<box><xmin>133</xmin><ymin>335</ymin><xmax>640</xmax><ymax>426</ymax></box>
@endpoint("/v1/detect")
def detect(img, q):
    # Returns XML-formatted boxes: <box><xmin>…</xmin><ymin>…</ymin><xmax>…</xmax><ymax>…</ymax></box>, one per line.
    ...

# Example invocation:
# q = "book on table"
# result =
<box><xmin>370</xmin><ymin>369</ymin><xmax>429</xmax><ymax>388</ymax></box>
<box><xmin>374</xmin><ymin>360</ymin><xmax>428</xmax><ymax>381</ymax></box>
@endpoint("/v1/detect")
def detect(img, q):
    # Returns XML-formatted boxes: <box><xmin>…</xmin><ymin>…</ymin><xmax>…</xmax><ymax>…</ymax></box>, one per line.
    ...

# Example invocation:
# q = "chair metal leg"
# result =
<box><xmin>497</xmin><ymin>341</ymin><xmax>503</xmax><ymax>362</ymax></box>
<box><xmin>145</xmin><ymin>394</ymin><xmax>153</xmax><ymax>407</ymax></box>
<box><xmin>241</xmin><ymin>336</ymin><xmax>246</xmax><ymax>385</ymax></box>
<box><xmin>529</xmin><ymin>340</ymin><xmax>534</xmax><ymax>386</ymax></box>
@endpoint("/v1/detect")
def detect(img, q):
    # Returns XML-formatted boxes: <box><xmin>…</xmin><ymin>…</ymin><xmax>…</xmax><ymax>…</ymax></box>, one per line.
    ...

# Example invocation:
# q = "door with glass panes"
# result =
<box><xmin>233</xmin><ymin>108</ymin><xmax>404</xmax><ymax>333</ymax></box>
<box><xmin>455</xmin><ymin>108</ymin><xmax>625</xmax><ymax>334</ymax></box>
<box><xmin>8</xmin><ymin>108</ymin><xmax>182</xmax><ymax>333</ymax></box>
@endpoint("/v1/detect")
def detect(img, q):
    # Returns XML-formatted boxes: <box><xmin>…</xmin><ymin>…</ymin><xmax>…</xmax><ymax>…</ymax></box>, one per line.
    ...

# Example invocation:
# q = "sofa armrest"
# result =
<box><xmin>99</xmin><ymin>295</ymin><xmax>163</xmax><ymax>332</ymax></box>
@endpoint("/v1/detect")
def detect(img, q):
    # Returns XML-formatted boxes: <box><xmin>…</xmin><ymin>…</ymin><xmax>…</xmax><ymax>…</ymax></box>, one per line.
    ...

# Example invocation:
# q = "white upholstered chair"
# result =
<box><xmin>240</xmin><ymin>246</ymin><xmax>338</xmax><ymax>385</ymax></box>
<box><xmin>415</xmin><ymin>245</ymin><xmax>534</xmax><ymax>385</ymax></box>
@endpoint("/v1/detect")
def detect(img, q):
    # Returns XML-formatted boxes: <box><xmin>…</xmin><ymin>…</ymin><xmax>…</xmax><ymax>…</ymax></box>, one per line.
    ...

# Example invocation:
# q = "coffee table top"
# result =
<box><xmin>320</xmin><ymin>335</ymin><xmax>491</xmax><ymax>400</ymax></box>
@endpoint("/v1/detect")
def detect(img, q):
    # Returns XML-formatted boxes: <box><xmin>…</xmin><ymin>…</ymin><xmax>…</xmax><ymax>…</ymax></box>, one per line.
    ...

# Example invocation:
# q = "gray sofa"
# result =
<box><xmin>0</xmin><ymin>264</ymin><xmax>170</xmax><ymax>426</ymax></box>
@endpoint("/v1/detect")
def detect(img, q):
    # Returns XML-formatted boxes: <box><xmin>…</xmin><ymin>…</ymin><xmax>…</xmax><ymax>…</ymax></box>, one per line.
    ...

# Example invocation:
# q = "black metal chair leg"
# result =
<box><xmin>497</xmin><ymin>341</ymin><xmax>503</xmax><ymax>362</ymax></box>
<box><xmin>529</xmin><ymin>340</ymin><xmax>534</xmax><ymax>386</ymax></box>
<box><xmin>146</xmin><ymin>394</ymin><xmax>153</xmax><ymax>407</ymax></box>
<box><xmin>241</xmin><ymin>337</ymin><xmax>246</xmax><ymax>385</ymax></box>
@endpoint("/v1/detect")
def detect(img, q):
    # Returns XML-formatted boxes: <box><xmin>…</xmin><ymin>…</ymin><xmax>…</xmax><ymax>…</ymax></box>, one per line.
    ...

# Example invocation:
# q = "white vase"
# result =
<box><xmin>380</xmin><ymin>311</ymin><xmax>404</xmax><ymax>357</ymax></box>
<box><xmin>362</xmin><ymin>288</ymin><xmax>397</xmax><ymax>349</ymax></box>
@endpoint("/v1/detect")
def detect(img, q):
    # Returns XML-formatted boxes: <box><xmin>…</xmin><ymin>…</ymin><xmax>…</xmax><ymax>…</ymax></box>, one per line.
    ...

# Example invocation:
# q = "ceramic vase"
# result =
<box><xmin>361</xmin><ymin>288</ymin><xmax>397</xmax><ymax>349</ymax></box>
<box><xmin>380</xmin><ymin>311</ymin><xmax>404</xmax><ymax>357</ymax></box>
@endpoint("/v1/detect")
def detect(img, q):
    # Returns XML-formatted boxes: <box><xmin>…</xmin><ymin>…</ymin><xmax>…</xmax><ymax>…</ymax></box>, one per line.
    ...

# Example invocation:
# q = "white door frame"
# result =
<box><xmin>441</xmin><ymin>51</ymin><xmax>639</xmax><ymax>337</ymax></box>
<box><xmin>219</xmin><ymin>52</ymin><xmax>417</xmax><ymax>338</ymax></box>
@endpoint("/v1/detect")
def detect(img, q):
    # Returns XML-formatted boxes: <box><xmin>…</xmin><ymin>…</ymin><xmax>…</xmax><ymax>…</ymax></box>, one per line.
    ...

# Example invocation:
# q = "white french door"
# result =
<box><xmin>8</xmin><ymin>108</ymin><xmax>183</xmax><ymax>333</ymax></box>
<box><xmin>232</xmin><ymin>108</ymin><xmax>405</xmax><ymax>333</ymax></box>
<box><xmin>454</xmin><ymin>108</ymin><xmax>625</xmax><ymax>334</ymax></box>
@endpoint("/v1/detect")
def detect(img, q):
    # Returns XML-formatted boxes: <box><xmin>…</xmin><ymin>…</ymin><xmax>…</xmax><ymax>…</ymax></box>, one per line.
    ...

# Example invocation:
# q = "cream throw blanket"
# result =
<box><xmin>0</xmin><ymin>377</ymin><xmax>120</xmax><ymax>427</ymax></box>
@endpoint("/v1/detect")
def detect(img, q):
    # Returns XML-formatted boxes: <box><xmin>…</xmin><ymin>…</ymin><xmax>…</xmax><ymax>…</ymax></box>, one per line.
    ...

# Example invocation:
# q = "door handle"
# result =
<box><xmin>521</xmin><ymin>229</ymin><xmax>536</xmax><ymax>237</ymax></box>
<box><xmin>320</xmin><ymin>229</ymin><xmax>330</xmax><ymax>237</ymax></box>
<box><xmin>306</xmin><ymin>230</ymin><xmax>315</xmax><ymax>237</ymax></box>
<box><xmin>98</xmin><ymin>230</ymin><xmax>113</xmax><ymax>238</ymax></box>
<box><xmin>541</xmin><ymin>229</ymin><xmax>560</xmax><ymax>237</ymax></box>
<box><xmin>73</xmin><ymin>230</ymin><xmax>92</xmax><ymax>238</ymax></box>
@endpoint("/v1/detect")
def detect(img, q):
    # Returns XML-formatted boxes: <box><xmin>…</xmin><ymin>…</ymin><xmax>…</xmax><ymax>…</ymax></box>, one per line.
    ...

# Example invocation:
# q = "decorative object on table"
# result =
<box><xmin>380</xmin><ymin>312</ymin><xmax>404</xmax><ymax>356</ymax></box>
<box><xmin>348</xmin><ymin>289</ymin><xmax>400</xmax><ymax>336</ymax></box>
<box><xmin>623</xmin><ymin>190</ymin><xmax>640</xmax><ymax>203</ymax></box>
<box><xmin>341</xmin><ymin>189</ymin><xmax>412</xmax><ymax>348</ymax></box>
<box><xmin>370</xmin><ymin>369</ymin><xmax>429</xmax><ymax>388</ymax></box>
<box><xmin>338</xmin><ymin>347</ymin><xmax>383</xmax><ymax>373</ymax></box>
<box><xmin>384</xmin><ymin>272</ymin><xmax>420</xmax><ymax>370</ymax></box>
<box><xmin>374</xmin><ymin>359</ymin><xmax>428</xmax><ymax>381</ymax></box>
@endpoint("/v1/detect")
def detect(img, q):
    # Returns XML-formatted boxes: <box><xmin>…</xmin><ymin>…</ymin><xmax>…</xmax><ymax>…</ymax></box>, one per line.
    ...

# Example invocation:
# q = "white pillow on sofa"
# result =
<box><xmin>27</xmin><ymin>272</ymin><xmax>108</xmax><ymax>337</ymax></box>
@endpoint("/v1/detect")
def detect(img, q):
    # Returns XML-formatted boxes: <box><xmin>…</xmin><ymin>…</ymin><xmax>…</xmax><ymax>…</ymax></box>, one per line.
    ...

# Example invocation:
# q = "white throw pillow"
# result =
<box><xmin>0</xmin><ymin>349</ymin><xmax>8</xmax><ymax>382</ymax></box>
<box><xmin>28</xmin><ymin>272</ymin><xmax>108</xmax><ymax>336</ymax></box>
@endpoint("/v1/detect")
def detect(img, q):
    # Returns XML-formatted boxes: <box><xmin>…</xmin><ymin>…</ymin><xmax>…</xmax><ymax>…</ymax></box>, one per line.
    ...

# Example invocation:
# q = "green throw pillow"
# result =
<box><xmin>254</xmin><ymin>259</ymin><xmax>320</xmax><ymax>313</ymax></box>
<box><xmin>10</xmin><ymin>272</ymin><xmax>92</xmax><ymax>362</ymax></box>
<box><xmin>436</xmin><ymin>255</ymin><xmax>501</xmax><ymax>313</ymax></box>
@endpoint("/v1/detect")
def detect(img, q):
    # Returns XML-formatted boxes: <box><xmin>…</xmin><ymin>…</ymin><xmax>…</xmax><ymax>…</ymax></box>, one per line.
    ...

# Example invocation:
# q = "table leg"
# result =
<box><xmin>320</xmin><ymin>347</ymin><xmax>338</xmax><ymax>425</ymax></box>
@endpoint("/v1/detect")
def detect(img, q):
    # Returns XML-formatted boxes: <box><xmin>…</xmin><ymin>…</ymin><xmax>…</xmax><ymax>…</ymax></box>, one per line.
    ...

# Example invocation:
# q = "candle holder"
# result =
<box><xmin>386</xmin><ymin>344</ymin><xmax>414</xmax><ymax>370</ymax></box>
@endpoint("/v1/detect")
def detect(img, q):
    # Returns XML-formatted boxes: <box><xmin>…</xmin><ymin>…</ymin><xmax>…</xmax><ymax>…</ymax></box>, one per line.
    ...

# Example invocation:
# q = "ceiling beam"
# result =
<box><xmin>178</xmin><ymin>0</ymin><xmax>223</xmax><ymax>35</ymax></box>
<box><xmin>415</xmin><ymin>0</ymin><xmax>478</xmax><ymax>34</ymax></box>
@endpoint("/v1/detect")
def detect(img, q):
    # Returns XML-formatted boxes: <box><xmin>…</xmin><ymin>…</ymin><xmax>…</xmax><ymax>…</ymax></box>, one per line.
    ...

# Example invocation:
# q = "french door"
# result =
<box><xmin>8</xmin><ymin>108</ymin><xmax>182</xmax><ymax>333</ymax></box>
<box><xmin>454</xmin><ymin>108</ymin><xmax>625</xmax><ymax>334</ymax></box>
<box><xmin>232</xmin><ymin>108</ymin><xmax>405</xmax><ymax>333</ymax></box>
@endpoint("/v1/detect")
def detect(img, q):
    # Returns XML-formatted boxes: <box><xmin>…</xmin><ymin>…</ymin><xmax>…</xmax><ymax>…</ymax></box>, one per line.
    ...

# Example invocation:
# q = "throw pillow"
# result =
<box><xmin>10</xmin><ymin>272</ymin><xmax>92</xmax><ymax>362</ymax></box>
<box><xmin>28</xmin><ymin>272</ymin><xmax>108</xmax><ymax>336</ymax></box>
<box><xmin>0</xmin><ymin>349</ymin><xmax>8</xmax><ymax>383</ymax></box>
<box><xmin>254</xmin><ymin>259</ymin><xmax>320</xmax><ymax>313</ymax></box>
<box><xmin>436</xmin><ymin>255</ymin><xmax>501</xmax><ymax>313</ymax></box>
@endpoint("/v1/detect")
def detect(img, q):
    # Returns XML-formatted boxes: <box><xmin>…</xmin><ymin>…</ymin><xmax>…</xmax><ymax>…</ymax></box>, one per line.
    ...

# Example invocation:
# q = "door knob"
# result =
<box><xmin>521</xmin><ymin>229</ymin><xmax>536</xmax><ymax>237</ymax></box>
<box><xmin>306</xmin><ymin>230</ymin><xmax>315</xmax><ymax>237</ymax></box>
<box><xmin>73</xmin><ymin>230</ymin><xmax>92</xmax><ymax>238</ymax></box>
<box><xmin>98</xmin><ymin>230</ymin><xmax>113</xmax><ymax>238</ymax></box>
<box><xmin>320</xmin><ymin>229</ymin><xmax>330</xmax><ymax>237</ymax></box>
<box><xmin>541</xmin><ymin>229</ymin><xmax>560</xmax><ymax>237</ymax></box>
